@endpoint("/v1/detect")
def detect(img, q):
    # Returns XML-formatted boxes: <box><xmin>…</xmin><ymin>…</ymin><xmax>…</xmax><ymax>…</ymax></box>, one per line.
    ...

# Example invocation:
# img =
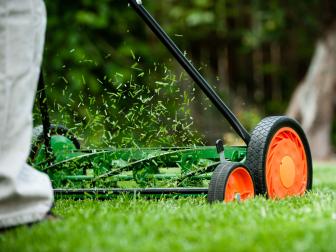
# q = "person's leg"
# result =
<box><xmin>0</xmin><ymin>0</ymin><xmax>53</xmax><ymax>228</ymax></box>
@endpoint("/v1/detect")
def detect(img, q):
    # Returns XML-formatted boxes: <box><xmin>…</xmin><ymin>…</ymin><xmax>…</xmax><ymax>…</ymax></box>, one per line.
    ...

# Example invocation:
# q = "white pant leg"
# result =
<box><xmin>0</xmin><ymin>0</ymin><xmax>53</xmax><ymax>228</ymax></box>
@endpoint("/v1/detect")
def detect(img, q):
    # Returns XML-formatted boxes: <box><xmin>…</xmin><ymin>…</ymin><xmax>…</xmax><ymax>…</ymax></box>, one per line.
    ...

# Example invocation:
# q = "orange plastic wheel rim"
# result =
<box><xmin>224</xmin><ymin>167</ymin><xmax>254</xmax><ymax>202</ymax></box>
<box><xmin>266</xmin><ymin>127</ymin><xmax>308</xmax><ymax>198</ymax></box>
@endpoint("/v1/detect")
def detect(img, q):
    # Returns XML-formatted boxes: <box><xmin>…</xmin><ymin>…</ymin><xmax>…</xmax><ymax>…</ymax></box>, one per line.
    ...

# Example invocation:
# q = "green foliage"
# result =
<box><xmin>37</xmin><ymin>0</ymin><xmax>207</xmax><ymax>147</ymax></box>
<box><xmin>37</xmin><ymin>0</ymin><xmax>336</xmax><ymax>146</ymax></box>
<box><xmin>238</xmin><ymin>108</ymin><xmax>262</xmax><ymax>132</ymax></box>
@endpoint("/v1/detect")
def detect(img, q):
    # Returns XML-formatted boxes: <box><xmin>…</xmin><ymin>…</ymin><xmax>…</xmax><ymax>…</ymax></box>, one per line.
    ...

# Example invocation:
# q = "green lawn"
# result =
<box><xmin>1</xmin><ymin>163</ymin><xmax>335</xmax><ymax>252</ymax></box>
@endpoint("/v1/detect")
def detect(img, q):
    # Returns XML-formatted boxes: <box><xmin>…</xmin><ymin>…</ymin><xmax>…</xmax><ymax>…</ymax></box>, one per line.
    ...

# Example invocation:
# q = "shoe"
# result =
<box><xmin>0</xmin><ymin>209</ymin><xmax>59</xmax><ymax>233</ymax></box>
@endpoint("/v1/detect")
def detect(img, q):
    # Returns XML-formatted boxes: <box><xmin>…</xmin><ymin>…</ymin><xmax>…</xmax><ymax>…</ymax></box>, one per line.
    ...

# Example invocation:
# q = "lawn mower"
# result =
<box><xmin>31</xmin><ymin>0</ymin><xmax>313</xmax><ymax>203</ymax></box>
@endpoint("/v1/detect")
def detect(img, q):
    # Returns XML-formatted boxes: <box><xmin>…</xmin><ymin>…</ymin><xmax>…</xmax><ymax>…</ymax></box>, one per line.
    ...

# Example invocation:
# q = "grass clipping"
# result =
<box><xmin>35</xmin><ymin>62</ymin><xmax>203</xmax><ymax>148</ymax></box>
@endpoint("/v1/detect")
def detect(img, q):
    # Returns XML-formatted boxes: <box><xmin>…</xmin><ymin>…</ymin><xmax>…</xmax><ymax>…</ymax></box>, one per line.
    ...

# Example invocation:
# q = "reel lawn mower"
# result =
<box><xmin>31</xmin><ymin>0</ymin><xmax>313</xmax><ymax>203</ymax></box>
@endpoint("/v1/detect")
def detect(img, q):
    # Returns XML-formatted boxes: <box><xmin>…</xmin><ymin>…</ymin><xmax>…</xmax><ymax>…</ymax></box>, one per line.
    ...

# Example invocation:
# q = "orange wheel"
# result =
<box><xmin>208</xmin><ymin>163</ymin><xmax>255</xmax><ymax>203</ymax></box>
<box><xmin>246</xmin><ymin>116</ymin><xmax>313</xmax><ymax>198</ymax></box>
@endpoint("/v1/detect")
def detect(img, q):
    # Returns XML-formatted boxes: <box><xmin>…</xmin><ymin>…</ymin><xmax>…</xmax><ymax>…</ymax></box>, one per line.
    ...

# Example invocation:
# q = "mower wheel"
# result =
<box><xmin>30</xmin><ymin>124</ymin><xmax>80</xmax><ymax>160</ymax></box>
<box><xmin>246</xmin><ymin>116</ymin><xmax>313</xmax><ymax>198</ymax></box>
<box><xmin>208</xmin><ymin>162</ymin><xmax>255</xmax><ymax>203</ymax></box>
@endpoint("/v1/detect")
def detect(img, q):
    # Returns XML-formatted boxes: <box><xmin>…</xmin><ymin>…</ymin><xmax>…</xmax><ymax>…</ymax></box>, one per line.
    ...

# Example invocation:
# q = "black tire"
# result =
<box><xmin>246</xmin><ymin>116</ymin><xmax>313</xmax><ymax>197</ymax></box>
<box><xmin>208</xmin><ymin>162</ymin><xmax>255</xmax><ymax>204</ymax></box>
<box><xmin>30</xmin><ymin>124</ymin><xmax>80</xmax><ymax>161</ymax></box>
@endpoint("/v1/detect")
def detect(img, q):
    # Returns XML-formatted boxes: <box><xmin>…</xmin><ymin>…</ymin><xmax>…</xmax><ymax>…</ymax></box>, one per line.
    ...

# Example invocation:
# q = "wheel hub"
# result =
<box><xmin>279</xmin><ymin>155</ymin><xmax>296</xmax><ymax>188</ymax></box>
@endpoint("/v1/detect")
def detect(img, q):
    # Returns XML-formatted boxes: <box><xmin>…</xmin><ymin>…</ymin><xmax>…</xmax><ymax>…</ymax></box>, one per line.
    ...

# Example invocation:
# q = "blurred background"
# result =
<box><xmin>37</xmin><ymin>0</ymin><xmax>336</xmax><ymax>160</ymax></box>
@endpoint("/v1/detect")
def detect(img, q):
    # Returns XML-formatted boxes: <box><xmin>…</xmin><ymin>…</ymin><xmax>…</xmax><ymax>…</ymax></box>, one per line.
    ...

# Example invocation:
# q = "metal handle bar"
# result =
<box><xmin>128</xmin><ymin>0</ymin><xmax>251</xmax><ymax>144</ymax></box>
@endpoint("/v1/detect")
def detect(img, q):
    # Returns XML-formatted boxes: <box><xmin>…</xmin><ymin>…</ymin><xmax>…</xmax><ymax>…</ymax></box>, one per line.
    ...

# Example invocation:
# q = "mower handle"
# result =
<box><xmin>128</xmin><ymin>0</ymin><xmax>251</xmax><ymax>144</ymax></box>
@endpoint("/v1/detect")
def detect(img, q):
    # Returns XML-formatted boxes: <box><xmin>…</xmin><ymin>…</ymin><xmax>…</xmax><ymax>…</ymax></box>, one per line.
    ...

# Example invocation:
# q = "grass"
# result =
<box><xmin>1</xmin><ymin>163</ymin><xmax>335</xmax><ymax>252</ymax></box>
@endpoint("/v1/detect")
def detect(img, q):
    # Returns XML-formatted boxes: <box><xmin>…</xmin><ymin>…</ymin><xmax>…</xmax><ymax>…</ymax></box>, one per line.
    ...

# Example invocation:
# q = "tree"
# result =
<box><xmin>287</xmin><ymin>3</ymin><xmax>336</xmax><ymax>159</ymax></box>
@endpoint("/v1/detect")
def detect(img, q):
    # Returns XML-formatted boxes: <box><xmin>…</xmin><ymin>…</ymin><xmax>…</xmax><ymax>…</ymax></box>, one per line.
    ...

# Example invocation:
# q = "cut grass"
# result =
<box><xmin>1</xmin><ymin>163</ymin><xmax>335</xmax><ymax>252</ymax></box>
